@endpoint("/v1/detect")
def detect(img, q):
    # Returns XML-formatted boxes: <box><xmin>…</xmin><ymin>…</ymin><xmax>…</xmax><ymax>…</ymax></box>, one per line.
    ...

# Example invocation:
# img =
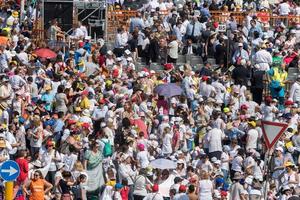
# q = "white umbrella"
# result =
<box><xmin>150</xmin><ymin>158</ymin><xmax>177</xmax><ymax>169</ymax></box>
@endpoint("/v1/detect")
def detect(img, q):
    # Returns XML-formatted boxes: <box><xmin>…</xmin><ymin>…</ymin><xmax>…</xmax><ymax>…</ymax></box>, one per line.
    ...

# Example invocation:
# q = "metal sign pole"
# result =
<box><xmin>263</xmin><ymin>149</ymin><xmax>270</xmax><ymax>200</ymax></box>
<box><xmin>105</xmin><ymin>1</ymin><xmax>108</xmax><ymax>42</ymax></box>
<box><xmin>20</xmin><ymin>0</ymin><xmax>25</xmax><ymax>22</ymax></box>
<box><xmin>5</xmin><ymin>182</ymin><xmax>13</xmax><ymax>200</ymax></box>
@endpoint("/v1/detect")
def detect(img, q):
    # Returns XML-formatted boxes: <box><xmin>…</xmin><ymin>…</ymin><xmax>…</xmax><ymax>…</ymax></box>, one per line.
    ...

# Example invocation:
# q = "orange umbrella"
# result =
<box><xmin>34</xmin><ymin>48</ymin><xmax>57</xmax><ymax>59</ymax></box>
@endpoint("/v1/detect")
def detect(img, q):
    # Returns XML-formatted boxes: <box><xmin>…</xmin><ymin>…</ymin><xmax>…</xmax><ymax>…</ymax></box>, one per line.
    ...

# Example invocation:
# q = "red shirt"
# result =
<box><xmin>98</xmin><ymin>55</ymin><xmax>106</xmax><ymax>67</ymax></box>
<box><xmin>16</xmin><ymin>158</ymin><xmax>29</xmax><ymax>183</ymax></box>
<box><xmin>120</xmin><ymin>186</ymin><xmax>129</xmax><ymax>200</ymax></box>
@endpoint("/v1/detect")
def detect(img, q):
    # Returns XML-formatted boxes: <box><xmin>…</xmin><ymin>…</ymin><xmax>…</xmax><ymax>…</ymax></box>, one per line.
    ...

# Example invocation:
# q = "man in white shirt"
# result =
<box><xmin>92</xmin><ymin>100</ymin><xmax>108</xmax><ymax>121</ymax></box>
<box><xmin>16</xmin><ymin>45</ymin><xmax>29</xmax><ymax>65</ymax></box>
<box><xmin>278</xmin><ymin>0</ymin><xmax>290</xmax><ymax>16</ymax></box>
<box><xmin>253</xmin><ymin>44</ymin><xmax>272</xmax><ymax>71</ymax></box>
<box><xmin>289</xmin><ymin>75</ymin><xmax>300</xmax><ymax>105</ymax></box>
<box><xmin>119</xmin><ymin>154</ymin><xmax>137</xmax><ymax>200</ymax></box>
<box><xmin>199</xmin><ymin>78</ymin><xmax>216</xmax><ymax>98</ymax></box>
<box><xmin>158</xmin><ymin>0</ymin><xmax>166</xmax><ymax>10</ymax></box>
<box><xmin>246</xmin><ymin>121</ymin><xmax>259</xmax><ymax>150</ymax></box>
<box><xmin>207</xmin><ymin>127</ymin><xmax>225</xmax><ymax>160</ymax></box>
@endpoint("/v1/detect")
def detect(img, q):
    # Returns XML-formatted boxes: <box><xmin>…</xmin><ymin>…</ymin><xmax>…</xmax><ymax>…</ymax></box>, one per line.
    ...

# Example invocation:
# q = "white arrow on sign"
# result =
<box><xmin>1</xmin><ymin>166</ymin><xmax>18</xmax><ymax>176</ymax></box>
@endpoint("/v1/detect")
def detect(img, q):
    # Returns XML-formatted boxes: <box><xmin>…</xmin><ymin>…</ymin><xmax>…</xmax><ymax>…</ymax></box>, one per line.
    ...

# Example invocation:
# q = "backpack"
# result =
<box><xmin>102</xmin><ymin>140</ymin><xmax>112</xmax><ymax>157</ymax></box>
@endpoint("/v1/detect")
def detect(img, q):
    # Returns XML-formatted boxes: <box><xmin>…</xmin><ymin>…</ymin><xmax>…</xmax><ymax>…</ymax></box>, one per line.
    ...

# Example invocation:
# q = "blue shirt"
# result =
<box><xmin>200</xmin><ymin>7</ymin><xmax>211</xmax><ymax>18</ymax></box>
<box><xmin>186</xmin><ymin>21</ymin><xmax>203</xmax><ymax>37</ymax></box>
<box><xmin>172</xmin><ymin>26</ymin><xmax>182</xmax><ymax>41</ymax></box>
<box><xmin>75</xmin><ymin>48</ymin><xmax>86</xmax><ymax>64</ymax></box>
<box><xmin>249</xmin><ymin>26</ymin><xmax>263</xmax><ymax>38</ymax></box>
<box><xmin>41</xmin><ymin>92</ymin><xmax>54</xmax><ymax>112</ymax></box>
<box><xmin>84</xmin><ymin>42</ymin><xmax>91</xmax><ymax>54</ymax></box>
<box><xmin>129</xmin><ymin>17</ymin><xmax>145</xmax><ymax>33</ymax></box>
<box><xmin>53</xmin><ymin>119</ymin><xmax>64</xmax><ymax>133</ymax></box>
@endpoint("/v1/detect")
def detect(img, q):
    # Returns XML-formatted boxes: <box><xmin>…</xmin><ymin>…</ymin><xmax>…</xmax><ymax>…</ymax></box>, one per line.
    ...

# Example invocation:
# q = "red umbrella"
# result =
<box><xmin>34</xmin><ymin>48</ymin><xmax>57</xmax><ymax>59</ymax></box>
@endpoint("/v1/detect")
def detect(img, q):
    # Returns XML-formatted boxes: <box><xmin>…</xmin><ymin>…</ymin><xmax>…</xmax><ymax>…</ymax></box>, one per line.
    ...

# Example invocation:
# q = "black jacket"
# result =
<box><xmin>182</xmin><ymin>45</ymin><xmax>199</xmax><ymax>55</ymax></box>
<box><xmin>251</xmin><ymin>70</ymin><xmax>265</xmax><ymax>89</ymax></box>
<box><xmin>231</xmin><ymin>65</ymin><xmax>250</xmax><ymax>86</ymax></box>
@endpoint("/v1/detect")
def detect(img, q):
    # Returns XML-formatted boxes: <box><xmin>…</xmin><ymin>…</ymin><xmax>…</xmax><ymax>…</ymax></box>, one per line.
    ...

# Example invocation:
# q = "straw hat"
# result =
<box><xmin>233</xmin><ymin>172</ymin><xmax>243</xmax><ymax>180</ymax></box>
<box><xmin>12</xmin><ymin>11</ymin><xmax>19</xmax><ymax>18</ymax></box>
<box><xmin>285</xmin><ymin>161</ymin><xmax>295</xmax><ymax>168</ymax></box>
<box><xmin>44</xmin><ymin>85</ymin><xmax>52</xmax><ymax>91</ymax></box>
<box><xmin>0</xmin><ymin>140</ymin><xmax>6</xmax><ymax>148</ymax></box>
<box><xmin>0</xmin><ymin>101</ymin><xmax>8</xmax><ymax>110</ymax></box>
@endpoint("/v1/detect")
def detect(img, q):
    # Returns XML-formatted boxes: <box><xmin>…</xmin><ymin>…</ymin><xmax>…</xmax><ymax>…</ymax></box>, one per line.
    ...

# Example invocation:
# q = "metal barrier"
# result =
<box><xmin>210</xmin><ymin>11</ymin><xmax>300</xmax><ymax>27</ymax></box>
<box><xmin>32</xmin><ymin>9</ymin><xmax>300</xmax><ymax>42</ymax></box>
<box><xmin>107</xmin><ymin>9</ymin><xmax>300</xmax><ymax>29</ymax></box>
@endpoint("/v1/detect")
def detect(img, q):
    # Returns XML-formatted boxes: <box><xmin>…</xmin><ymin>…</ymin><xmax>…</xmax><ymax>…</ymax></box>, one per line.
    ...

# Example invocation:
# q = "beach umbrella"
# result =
<box><xmin>34</xmin><ymin>48</ymin><xmax>57</xmax><ymax>59</ymax></box>
<box><xmin>150</xmin><ymin>158</ymin><xmax>177</xmax><ymax>169</ymax></box>
<box><xmin>154</xmin><ymin>83</ymin><xmax>183</xmax><ymax>98</ymax></box>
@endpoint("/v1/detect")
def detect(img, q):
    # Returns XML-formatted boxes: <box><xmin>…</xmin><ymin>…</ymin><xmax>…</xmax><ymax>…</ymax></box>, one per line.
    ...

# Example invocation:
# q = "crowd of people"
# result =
<box><xmin>1</xmin><ymin>0</ymin><xmax>300</xmax><ymax>200</ymax></box>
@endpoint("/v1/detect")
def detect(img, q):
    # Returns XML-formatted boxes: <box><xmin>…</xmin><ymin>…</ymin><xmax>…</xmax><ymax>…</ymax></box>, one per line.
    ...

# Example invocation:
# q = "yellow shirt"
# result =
<box><xmin>271</xmin><ymin>67</ymin><xmax>288</xmax><ymax>86</ymax></box>
<box><xmin>79</xmin><ymin>97</ymin><xmax>90</xmax><ymax>109</ymax></box>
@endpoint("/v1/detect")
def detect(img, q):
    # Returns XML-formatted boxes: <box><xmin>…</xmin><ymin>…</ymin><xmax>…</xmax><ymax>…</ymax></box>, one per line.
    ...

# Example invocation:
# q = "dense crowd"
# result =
<box><xmin>1</xmin><ymin>0</ymin><xmax>300</xmax><ymax>200</ymax></box>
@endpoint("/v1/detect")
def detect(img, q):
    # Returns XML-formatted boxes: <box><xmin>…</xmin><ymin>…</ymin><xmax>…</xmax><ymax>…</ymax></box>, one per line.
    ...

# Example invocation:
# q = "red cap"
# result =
<box><xmin>137</xmin><ymin>143</ymin><xmax>145</xmax><ymax>151</ymax></box>
<box><xmin>112</xmin><ymin>68</ymin><xmax>119</xmax><ymax>78</ymax></box>
<box><xmin>152</xmin><ymin>184</ymin><xmax>159</xmax><ymax>192</ymax></box>
<box><xmin>221</xmin><ymin>191</ymin><xmax>228</xmax><ymax>197</ymax></box>
<box><xmin>202</xmin><ymin>76</ymin><xmax>209</xmax><ymax>81</ymax></box>
<box><xmin>164</xmin><ymin>63</ymin><xmax>174</xmax><ymax>71</ymax></box>
<box><xmin>265</xmin><ymin>96</ymin><xmax>272</xmax><ymax>103</ymax></box>
<box><xmin>82</xmin><ymin>90</ymin><xmax>89</xmax><ymax>96</ymax></box>
<box><xmin>68</xmin><ymin>119</ymin><xmax>77</xmax><ymax>124</ymax></box>
<box><xmin>142</xmin><ymin>67</ymin><xmax>150</xmax><ymax>74</ymax></box>
<box><xmin>82</xmin><ymin>122</ymin><xmax>90</xmax><ymax>129</ymax></box>
<box><xmin>213</xmin><ymin>22</ymin><xmax>219</xmax><ymax>28</ymax></box>
<box><xmin>179</xmin><ymin>185</ymin><xmax>186</xmax><ymax>192</ymax></box>
<box><xmin>285</xmin><ymin>100</ymin><xmax>294</xmax><ymax>106</ymax></box>
<box><xmin>79</xmin><ymin>42</ymin><xmax>84</xmax><ymax>48</ymax></box>
<box><xmin>47</xmin><ymin>140</ymin><xmax>55</xmax><ymax>147</ymax></box>
<box><xmin>240</xmin><ymin>104</ymin><xmax>248</xmax><ymax>110</ymax></box>
<box><xmin>99</xmin><ymin>98</ymin><xmax>106</xmax><ymax>104</ymax></box>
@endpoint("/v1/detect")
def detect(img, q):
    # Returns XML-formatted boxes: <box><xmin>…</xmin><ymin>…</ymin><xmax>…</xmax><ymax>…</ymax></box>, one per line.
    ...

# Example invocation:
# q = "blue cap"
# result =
<box><xmin>216</xmin><ymin>177</ymin><xmax>224</xmax><ymax>185</ymax></box>
<box><xmin>222</xmin><ymin>183</ymin><xmax>229</xmax><ymax>191</ymax></box>
<box><xmin>115</xmin><ymin>183</ymin><xmax>123</xmax><ymax>189</ymax></box>
<box><xmin>19</xmin><ymin>117</ymin><xmax>25</xmax><ymax>124</ymax></box>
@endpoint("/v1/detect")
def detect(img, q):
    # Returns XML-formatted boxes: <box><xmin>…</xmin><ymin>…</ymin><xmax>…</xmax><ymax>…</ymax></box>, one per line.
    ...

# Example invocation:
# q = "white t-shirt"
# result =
<box><xmin>207</xmin><ymin>128</ymin><xmax>225</xmax><ymax>153</ymax></box>
<box><xmin>5</xmin><ymin>132</ymin><xmax>17</xmax><ymax>155</ymax></box>
<box><xmin>112</xmin><ymin>191</ymin><xmax>122</xmax><ymax>200</ymax></box>
<box><xmin>162</xmin><ymin>133</ymin><xmax>173</xmax><ymax>154</ymax></box>
<box><xmin>136</xmin><ymin>150</ymin><xmax>150</xmax><ymax>168</ymax></box>
<box><xmin>221</xmin><ymin>152</ymin><xmax>229</xmax><ymax>171</ymax></box>
<box><xmin>168</xmin><ymin>40</ymin><xmax>178</xmax><ymax>59</ymax></box>
<box><xmin>17</xmin><ymin>52</ymin><xmax>29</xmax><ymax>64</ymax></box>
<box><xmin>62</xmin><ymin>153</ymin><xmax>78</xmax><ymax>171</ymax></box>
<box><xmin>232</xmin><ymin>155</ymin><xmax>243</xmax><ymax>172</ymax></box>
<box><xmin>279</xmin><ymin>2</ymin><xmax>290</xmax><ymax>15</ymax></box>
<box><xmin>29</xmin><ymin>129</ymin><xmax>43</xmax><ymax>148</ymax></box>
<box><xmin>246</xmin><ymin>129</ymin><xmax>258</xmax><ymax>150</ymax></box>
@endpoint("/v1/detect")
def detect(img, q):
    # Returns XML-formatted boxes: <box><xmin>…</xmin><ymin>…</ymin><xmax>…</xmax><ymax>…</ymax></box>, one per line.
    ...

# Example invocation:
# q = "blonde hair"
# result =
<box><xmin>73</xmin><ymin>161</ymin><xmax>84</xmax><ymax>171</ymax></box>
<box><xmin>200</xmin><ymin>171</ymin><xmax>209</xmax><ymax>179</ymax></box>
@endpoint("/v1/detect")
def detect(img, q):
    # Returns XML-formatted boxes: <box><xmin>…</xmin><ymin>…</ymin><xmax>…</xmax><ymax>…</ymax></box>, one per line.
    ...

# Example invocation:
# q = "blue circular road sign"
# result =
<box><xmin>0</xmin><ymin>160</ymin><xmax>20</xmax><ymax>181</ymax></box>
